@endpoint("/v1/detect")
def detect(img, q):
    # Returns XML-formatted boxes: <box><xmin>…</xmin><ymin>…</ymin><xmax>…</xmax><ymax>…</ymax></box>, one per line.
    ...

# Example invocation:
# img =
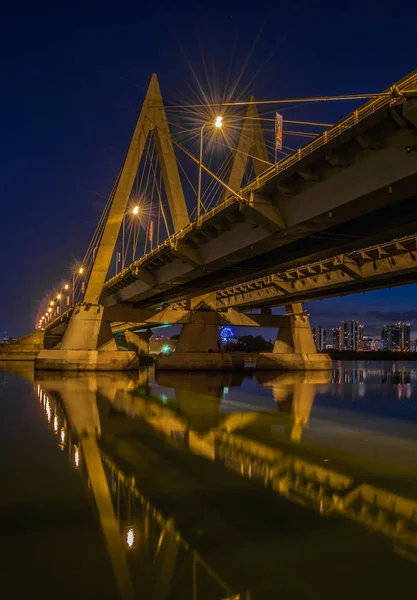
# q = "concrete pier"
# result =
<box><xmin>155</xmin><ymin>309</ymin><xmax>242</xmax><ymax>370</ymax></box>
<box><xmin>36</xmin><ymin>304</ymin><xmax>138</xmax><ymax>371</ymax></box>
<box><xmin>257</xmin><ymin>303</ymin><xmax>331</xmax><ymax>370</ymax></box>
<box><xmin>156</xmin><ymin>303</ymin><xmax>331</xmax><ymax>372</ymax></box>
<box><xmin>0</xmin><ymin>331</ymin><xmax>44</xmax><ymax>361</ymax></box>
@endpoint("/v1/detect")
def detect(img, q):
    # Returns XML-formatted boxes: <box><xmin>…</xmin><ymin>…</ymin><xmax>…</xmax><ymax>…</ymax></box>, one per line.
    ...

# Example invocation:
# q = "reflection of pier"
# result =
<box><xmin>35</xmin><ymin>377</ymin><xmax>235</xmax><ymax>600</ymax></box>
<box><xmin>34</xmin><ymin>367</ymin><xmax>417</xmax><ymax>597</ymax></box>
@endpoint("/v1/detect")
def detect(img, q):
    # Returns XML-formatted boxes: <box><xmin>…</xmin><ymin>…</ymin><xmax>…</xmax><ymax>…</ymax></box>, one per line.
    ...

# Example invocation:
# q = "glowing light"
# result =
<box><xmin>57</xmin><ymin>294</ymin><xmax>61</xmax><ymax>300</ymax></box>
<box><xmin>78</xmin><ymin>267</ymin><xmax>84</xmax><ymax>274</ymax></box>
<box><xmin>48</xmin><ymin>308</ymin><xmax>52</xmax><ymax>313</ymax></box>
<box><xmin>160</xmin><ymin>394</ymin><xmax>168</xmax><ymax>404</ymax></box>
<box><xmin>60</xmin><ymin>428</ymin><xmax>65</xmax><ymax>444</ymax></box>
<box><xmin>132</xmin><ymin>205</ymin><xmax>139</xmax><ymax>215</ymax></box>
<box><xmin>50</xmin><ymin>301</ymin><xmax>54</xmax><ymax>306</ymax></box>
<box><xmin>214</xmin><ymin>116</ymin><xmax>223</xmax><ymax>128</ymax></box>
<box><xmin>126</xmin><ymin>528</ymin><xmax>135</xmax><ymax>548</ymax></box>
<box><xmin>74</xmin><ymin>446</ymin><xmax>80</xmax><ymax>468</ymax></box>
<box><xmin>45</xmin><ymin>399</ymin><xmax>51</xmax><ymax>422</ymax></box>
<box><xmin>220</xmin><ymin>326</ymin><xmax>235</xmax><ymax>344</ymax></box>
<box><xmin>162</xmin><ymin>345</ymin><xmax>171</xmax><ymax>354</ymax></box>
<box><xmin>64</xmin><ymin>284</ymin><xmax>69</xmax><ymax>290</ymax></box>
<box><xmin>53</xmin><ymin>415</ymin><xmax>58</xmax><ymax>432</ymax></box>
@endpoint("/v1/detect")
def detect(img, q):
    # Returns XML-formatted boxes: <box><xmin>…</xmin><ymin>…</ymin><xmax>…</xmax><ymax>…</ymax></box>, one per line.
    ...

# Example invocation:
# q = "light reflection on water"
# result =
<box><xmin>2</xmin><ymin>360</ymin><xmax>417</xmax><ymax>599</ymax></box>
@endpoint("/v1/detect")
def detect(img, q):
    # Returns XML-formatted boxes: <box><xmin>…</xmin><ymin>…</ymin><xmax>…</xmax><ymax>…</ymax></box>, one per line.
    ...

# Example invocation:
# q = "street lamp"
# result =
<box><xmin>72</xmin><ymin>267</ymin><xmax>84</xmax><ymax>306</ymax></box>
<box><xmin>56</xmin><ymin>293</ymin><xmax>62</xmax><ymax>315</ymax></box>
<box><xmin>122</xmin><ymin>205</ymin><xmax>140</xmax><ymax>269</ymax></box>
<box><xmin>61</xmin><ymin>283</ymin><xmax>70</xmax><ymax>310</ymax></box>
<box><xmin>197</xmin><ymin>116</ymin><xmax>223</xmax><ymax>223</ymax></box>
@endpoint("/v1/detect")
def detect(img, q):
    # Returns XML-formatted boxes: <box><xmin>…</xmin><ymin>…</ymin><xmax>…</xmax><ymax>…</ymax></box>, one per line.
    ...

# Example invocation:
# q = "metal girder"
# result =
<box><xmin>216</xmin><ymin>233</ymin><xmax>417</xmax><ymax>309</ymax></box>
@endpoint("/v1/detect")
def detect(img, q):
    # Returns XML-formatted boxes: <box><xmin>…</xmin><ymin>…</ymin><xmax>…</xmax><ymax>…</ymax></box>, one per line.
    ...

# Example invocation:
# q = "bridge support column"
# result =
<box><xmin>257</xmin><ymin>303</ymin><xmax>331</xmax><ymax>371</ymax></box>
<box><xmin>125</xmin><ymin>329</ymin><xmax>153</xmax><ymax>365</ymax></box>
<box><xmin>35</xmin><ymin>304</ymin><xmax>138</xmax><ymax>371</ymax></box>
<box><xmin>156</xmin><ymin>300</ymin><xmax>244</xmax><ymax>370</ymax></box>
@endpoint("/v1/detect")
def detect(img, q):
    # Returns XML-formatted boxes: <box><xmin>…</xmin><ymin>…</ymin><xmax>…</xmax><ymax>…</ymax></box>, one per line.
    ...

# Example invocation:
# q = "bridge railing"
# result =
<box><xmin>239</xmin><ymin>68</ymin><xmax>417</xmax><ymax>194</ymax></box>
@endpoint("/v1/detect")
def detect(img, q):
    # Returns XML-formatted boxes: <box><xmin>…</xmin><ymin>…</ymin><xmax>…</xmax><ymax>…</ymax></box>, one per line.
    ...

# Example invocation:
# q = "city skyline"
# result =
<box><xmin>312</xmin><ymin>320</ymin><xmax>413</xmax><ymax>351</ymax></box>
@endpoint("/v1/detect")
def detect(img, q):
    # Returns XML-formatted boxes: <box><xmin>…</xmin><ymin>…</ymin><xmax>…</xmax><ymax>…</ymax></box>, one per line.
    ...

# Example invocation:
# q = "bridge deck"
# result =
<box><xmin>98</xmin><ymin>69</ymin><xmax>417</xmax><ymax>310</ymax></box>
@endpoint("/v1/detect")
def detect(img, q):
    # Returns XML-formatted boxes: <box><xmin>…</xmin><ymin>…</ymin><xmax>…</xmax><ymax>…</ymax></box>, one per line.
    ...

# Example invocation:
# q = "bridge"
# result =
<box><xmin>19</xmin><ymin>68</ymin><xmax>417</xmax><ymax>370</ymax></box>
<box><xmin>31</xmin><ymin>367</ymin><xmax>417</xmax><ymax>598</ymax></box>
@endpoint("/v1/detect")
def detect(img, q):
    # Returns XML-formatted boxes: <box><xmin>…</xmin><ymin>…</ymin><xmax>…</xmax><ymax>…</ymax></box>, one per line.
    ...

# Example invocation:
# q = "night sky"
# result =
<box><xmin>1</xmin><ymin>1</ymin><xmax>417</xmax><ymax>339</ymax></box>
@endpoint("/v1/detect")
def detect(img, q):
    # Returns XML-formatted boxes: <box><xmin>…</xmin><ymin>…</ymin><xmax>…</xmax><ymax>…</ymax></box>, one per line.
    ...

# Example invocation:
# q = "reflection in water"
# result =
<box><xmin>331</xmin><ymin>365</ymin><xmax>413</xmax><ymax>400</ymax></box>
<box><xmin>28</xmin><ymin>363</ymin><xmax>417</xmax><ymax>598</ymax></box>
<box><xmin>35</xmin><ymin>371</ymin><xmax>234</xmax><ymax>600</ymax></box>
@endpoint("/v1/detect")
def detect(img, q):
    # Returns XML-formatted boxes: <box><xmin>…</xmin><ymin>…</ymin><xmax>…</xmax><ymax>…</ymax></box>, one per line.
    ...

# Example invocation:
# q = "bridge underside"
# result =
<box><xmin>216</xmin><ymin>232</ymin><xmax>417</xmax><ymax>310</ymax></box>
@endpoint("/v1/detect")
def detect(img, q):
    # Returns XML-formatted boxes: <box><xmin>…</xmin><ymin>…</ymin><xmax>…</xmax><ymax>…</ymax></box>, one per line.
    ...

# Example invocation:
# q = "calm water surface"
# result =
<box><xmin>1</xmin><ymin>360</ymin><xmax>417</xmax><ymax>599</ymax></box>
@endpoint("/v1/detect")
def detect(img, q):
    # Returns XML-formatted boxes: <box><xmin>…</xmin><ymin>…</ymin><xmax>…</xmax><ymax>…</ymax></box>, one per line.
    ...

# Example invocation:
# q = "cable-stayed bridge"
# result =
<box><xmin>15</xmin><ymin>68</ymin><xmax>417</xmax><ymax>370</ymax></box>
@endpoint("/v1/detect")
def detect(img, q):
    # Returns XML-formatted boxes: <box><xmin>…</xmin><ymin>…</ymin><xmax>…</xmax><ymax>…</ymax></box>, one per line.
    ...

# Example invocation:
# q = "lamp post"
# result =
<box><xmin>197</xmin><ymin>116</ymin><xmax>223</xmax><ymax>224</ymax></box>
<box><xmin>64</xmin><ymin>283</ymin><xmax>70</xmax><ymax>309</ymax></box>
<box><xmin>56</xmin><ymin>293</ymin><xmax>62</xmax><ymax>316</ymax></box>
<box><xmin>72</xmin><ymin>267</ymin><xmax>84</xmax><ymax>307</ymax></box>
<box><xmin>122</xmin><ymin>205</ymin><xmax>140</xmax><ymax>269</ymax></box>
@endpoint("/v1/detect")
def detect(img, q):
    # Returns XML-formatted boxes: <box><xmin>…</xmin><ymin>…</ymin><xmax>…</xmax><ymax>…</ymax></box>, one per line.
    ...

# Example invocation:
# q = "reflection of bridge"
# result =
<box><xmin>32</xmin><ymin>367</ymin><xmax>417</xmax><ymax>598</ymax></box>
<box><xmin>20</xmin><ymin>69</ymin><xmax>417</xmax><ymax>371</ymax></box>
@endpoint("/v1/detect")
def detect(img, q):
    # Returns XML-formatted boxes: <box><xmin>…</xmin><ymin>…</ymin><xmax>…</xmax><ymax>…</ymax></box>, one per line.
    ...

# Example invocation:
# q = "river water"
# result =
<box><xmin>1</xmin><ymin>360</ymin><xmax>416</xmax><ymax>599</ymax></box>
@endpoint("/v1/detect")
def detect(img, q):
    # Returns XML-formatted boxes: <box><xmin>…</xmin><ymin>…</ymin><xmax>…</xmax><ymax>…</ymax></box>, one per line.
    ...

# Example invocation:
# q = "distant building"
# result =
<box><xmin>362</xmin><ymin>337</ymin><xmax>381</xmax><ymax>351</ymax></box>
<box><xmin>332</xmin><ymin>327</ymin><xmax>342</xmax><ymax>350</ymax></box>
<box><xmin>312</xmin><ymin>326</ymin><xmax>326</xmax><ymax>351</ymax></box>
<box><xmin>381</xmin><ymin>323</ymin><xmax>411</xmax><ymax>351</ymax></box>
<box><xmin>362</xmin><ymin>336</ymin><xmax>373</xmax><ymax>351</ymax></box>
<box><xmin>342</xmin><ymin>320</ymin><xmax>364</xmax><ymax>350</ymax></box>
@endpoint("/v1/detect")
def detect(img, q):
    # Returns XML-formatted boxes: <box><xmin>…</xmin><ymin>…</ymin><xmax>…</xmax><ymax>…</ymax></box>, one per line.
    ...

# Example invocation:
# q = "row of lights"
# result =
<box><xmin>37</xmin><ymin>205</ymin><xmax>143</xmax><ymax>329</ymax></box>
<box><xmin>37</xmin><ymin>384</ymin><xmax>141</xmax><ymax>551</ymax></box>
<box><xmin>37</xmin><ymin>267</ymin><xmax>85</xmax><ymax>329</ymax></box>
<box><xmin>36</xmin><ymin>385</ymin><xmax>79</xmax><ymax>466</ymax></box>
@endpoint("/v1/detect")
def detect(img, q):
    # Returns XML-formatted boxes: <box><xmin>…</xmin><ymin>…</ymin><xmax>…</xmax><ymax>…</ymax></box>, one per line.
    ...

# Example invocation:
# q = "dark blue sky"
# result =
<box><xmin>1</xmin><ymin>1</ymin><xmax>417</xmax><ymax>338</ymax></box>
